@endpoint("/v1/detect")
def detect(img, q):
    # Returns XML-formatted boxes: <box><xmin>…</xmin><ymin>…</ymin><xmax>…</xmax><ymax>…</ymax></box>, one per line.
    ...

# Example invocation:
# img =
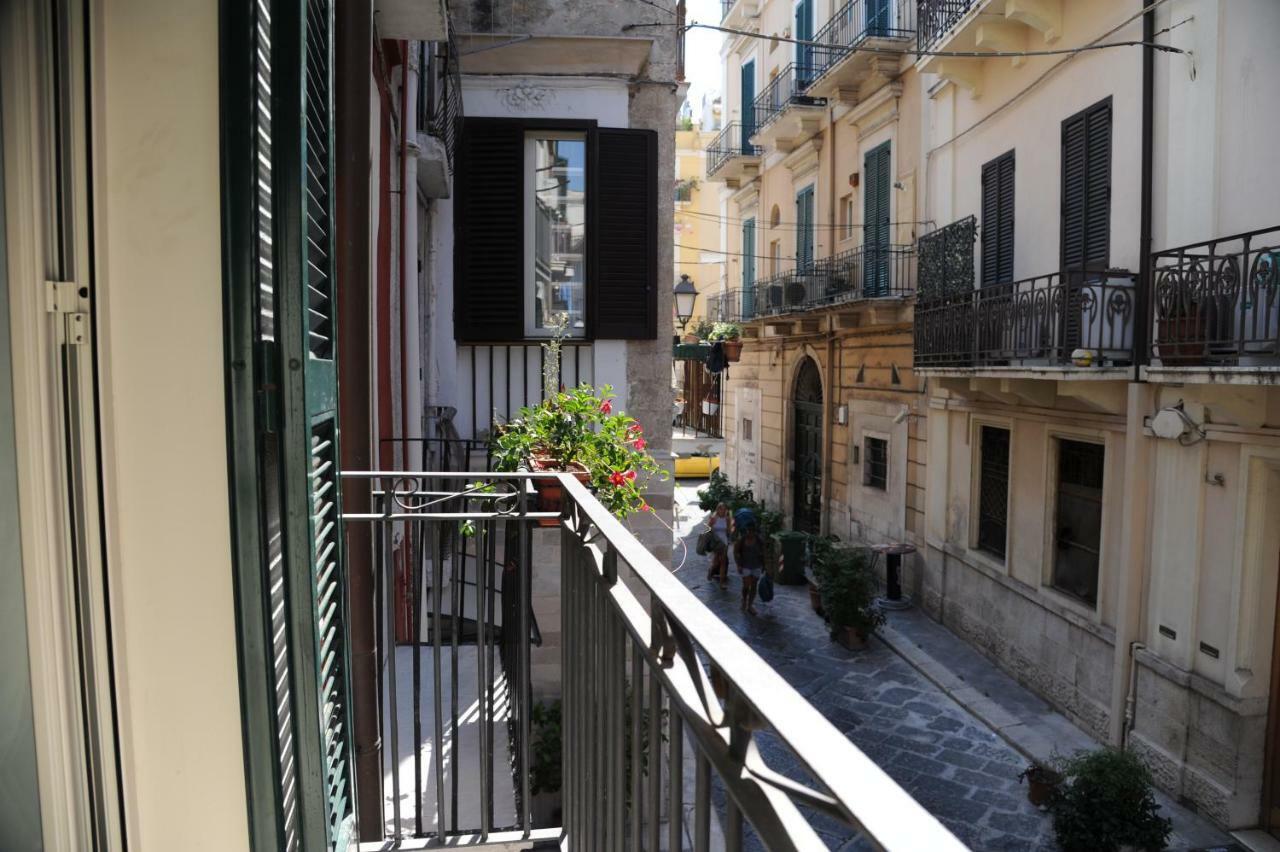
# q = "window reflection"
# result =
<box><xmin>530</xmin><ymin>135</ymin><xmax>586</xmax><ymax>334</ymax></box>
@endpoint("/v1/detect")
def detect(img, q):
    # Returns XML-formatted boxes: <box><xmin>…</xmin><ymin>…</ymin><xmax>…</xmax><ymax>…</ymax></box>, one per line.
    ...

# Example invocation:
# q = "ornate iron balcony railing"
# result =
<box><xmin>343</xmin><ymin>471</ymin><xmax>966</xmax><ymax>850</ymax></box>
<box><xmin>1150</xmin><ymin>225</ymin><xmax>1280</xmax><ymax>368</ymax></box>
<box><xmin>710</xmin><ymin>243</ymin><xmax>916</xmax><ymax>324</ymax></box>
<box><xmin>750</xmin><ymin>64</ymin><xmax>825</xmax><ymax>133</ymax></box>
<box><xmin>914</xmin><ymin>269</ymin><xmax>1137</xmax><ymax>369</ymax></box>
<box><xmin>705</xmin><ymin>122</ymin><xmax>762</xmax><ymax>178</ymax></box>
<box><xmin>916</xmin><ymin>0</ymin><xmax>976</xmax><ymax>51</ymax></box>
<box><xmin>917</xmin><ymin>215</ymin><xmax>976</xmax><ymax>301</ymax></box>
<box><xmin>811</xmin><ymin>0</ymin><xmax>916</xmax><ymax>79</ymax></box>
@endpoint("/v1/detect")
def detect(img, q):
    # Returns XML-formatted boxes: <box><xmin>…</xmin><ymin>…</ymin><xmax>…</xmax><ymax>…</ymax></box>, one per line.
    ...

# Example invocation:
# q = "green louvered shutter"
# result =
<box><xmin>864</xmin><ymin>141</ymin><xmax>891</xmax><ymax>296</ymax></box>
<box><xmin>276</xmin><ymin>0</ymin><xmax>356</xmax><ymax>848</ymax></box>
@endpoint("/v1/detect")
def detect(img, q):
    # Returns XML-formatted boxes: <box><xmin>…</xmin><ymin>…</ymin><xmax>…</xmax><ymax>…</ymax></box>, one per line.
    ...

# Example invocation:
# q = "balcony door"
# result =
<box><xmin>864</xmin><ymin>141</ymin><xmax>891</xmax><ymax>296</ymax></box>
<box><xmin>796</xmin><ymin>185</ymin><xmax>815</xmax><ymax>271</ymax></box>
<box><xmin>795</xmin><ymin>0</ymin><xmax>814</xmax><ymax>84</ymax></box>
<box><xmin>866</xmin><ymin>0</ymin><xmax>891</xmax><ymax>36</ymax></box>
<box><xmin>740</xmin><ymin>60</ymin><xmax>756</xmax><ymax>146</ymax></box>
<box><xmin>1061</xmin><ymin>98</ymin><xmax>1112</xmax><ymax>354</ymax></box>
<box><xmin>742</xmin><ymin>217</ymin><xmax>756</xmax><ymax>317</ymax></box>
<box><xmin>791</xmin><ymin>357</ymin><xmax>823</xmax><ymax>534</ymax></box>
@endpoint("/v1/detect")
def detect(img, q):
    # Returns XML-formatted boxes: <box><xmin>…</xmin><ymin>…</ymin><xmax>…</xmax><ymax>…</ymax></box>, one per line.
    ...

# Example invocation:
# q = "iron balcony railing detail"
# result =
<box><xmin>917</xmin><ymin>0</ymin><xmax>976</xmax><ymax>51</ymax></box>
<box><xmin>811</xmin><ymin>0</ymin><xmax>916</xmax><ymax>79</ymax></box>
<box><xmin>421</xmin><ymin>26</ymin><xmax>463</xmax><ymax>172</ymax></box>
<box><xmin>705</xmin><ymin>122</ymin><xmax>762</xmax><ymax>178</ymax></box>
<box><xmin>721</xmin><ymin>0</ymin><xmax>735</xmax><ymax>19</ymax></box>
<box><xmin>914</xmin><ymin>270</ymin><xmax>1137</xmax><ymax>369</ymax></box>
<box><xmin>1150</xmin><ymin>225</ymin><xmax>1280</xmax><ymax>368</ymax></box>
<box><xmin>343</xmin><ymin>471</ymin><xmax>966</xmax><ymax>850</ymax></box>
<box><xmin>750</xmin><ymin>64</ymin><xmax>826</xmax><ymax>133</ymax></box>
<box><xmin>917</xmin><ymin>215</ymin><xmax>976</xmax><ymax>301</ymax></box>
<box><xmin>711</xmin><ymin>243</ymin><xmax>915</xmax><ymax>323</ymax></box>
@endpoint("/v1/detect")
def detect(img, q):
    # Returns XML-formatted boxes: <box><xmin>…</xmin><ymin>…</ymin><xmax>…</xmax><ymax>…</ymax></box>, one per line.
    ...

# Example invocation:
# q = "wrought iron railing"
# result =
<box><xmin>1150</xmin><ymin>225</ymin><xmax>1280</xmax><ymax>367</ymax></box>
<box><xmin>750</xmin><ymin>64</ymin><xmax>826</xmax><ymax>133</ymax></box>
<box><xmin>914</xmin><ymin>270</ymin><xmax>1137</xmax><ymax>368</ymax></box>
<box><xmin>457</xmin><ymin>342</ymin><xmax>594</xmax><ymax>440</ymax></box>
<box><xmin>344</xmin><ymin>471</ymin><xmax>966</xmax><ymax>850</ymax></box>
<box><xmin>917</xmin><ymin>0</ymin><xmax>976</xmax><ymax>51</ymax></box>
<box><xmin>917</xmin><ymin>215</ymin><xmax>976</xmax><ymax>301</ymax></box>
<box><xmin>705</xmin><ymin>122</ymin><xmax>762</xmax><ymax>178</ymax></box>
<box><xmin>811</xmin><ymin>0</ymin><xmax>916</xmax><ymax>79</ymax></box>
<box><xmin>423</xmin><ymin>25</ymin><xmax>463</xmax><ymax>172</ymax></box>
<box><xmin>721</xmin><ymin>0</ymin><xmax>734</xmax><ymax>19</ymax></box>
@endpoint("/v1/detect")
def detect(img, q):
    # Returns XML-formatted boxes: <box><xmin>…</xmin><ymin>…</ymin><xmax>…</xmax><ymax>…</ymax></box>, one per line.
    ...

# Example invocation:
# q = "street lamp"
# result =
<box><xmin>673</xmin><ymin>274</ymin><xmax>698</xmax><ymax>331</ymax></box>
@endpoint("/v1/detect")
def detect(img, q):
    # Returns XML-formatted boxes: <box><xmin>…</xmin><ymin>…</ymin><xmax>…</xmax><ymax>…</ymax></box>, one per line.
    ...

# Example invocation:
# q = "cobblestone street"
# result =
<box><xmin>672</xmin><ymin>482</ymin><xmax>1234</xmax><ymax>851</ymax></box>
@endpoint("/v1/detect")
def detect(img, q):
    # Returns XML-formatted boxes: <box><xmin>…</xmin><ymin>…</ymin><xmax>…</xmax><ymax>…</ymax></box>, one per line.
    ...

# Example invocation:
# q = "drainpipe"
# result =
<box><xmin>1122</xmin><ymin>642</ymin><xmax>1146</xmax><ymax>749</ymax></box>
<box><xmin>1108</xmin><ymin>2</ymin><xmax>1158</xmax><ymax>748</ymax></box>
<box><xmin>821</xmin><ymin>314</ymin><xmax>836</xmax><ymax>536</ymax></box>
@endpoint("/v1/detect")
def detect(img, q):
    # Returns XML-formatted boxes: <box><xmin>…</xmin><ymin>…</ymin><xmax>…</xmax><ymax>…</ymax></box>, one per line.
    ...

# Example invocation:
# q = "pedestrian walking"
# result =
<box><xmin>733</xmin><ymin>522</ymin><xmax>765</xmax><ymax>615</ymax></box>
<box><xmin>703</xmin><ymin>502</ymin><xmax>733</xmax><ymax>589</ymax></box>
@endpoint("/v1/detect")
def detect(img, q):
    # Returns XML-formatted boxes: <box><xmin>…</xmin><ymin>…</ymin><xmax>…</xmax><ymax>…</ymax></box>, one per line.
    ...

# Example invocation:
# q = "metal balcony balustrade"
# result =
<box><xmin>721</xmin><ymin>0</ymin><xmax>734</xmax><ymax>19</ymax></box>
<box><xmin>1150</xmin><ymin>225</ymin><xmax>1280</xmax><ymax>368</ymax></box>
<box><xmin>810</xmin><ymin>0</ymin><xmax>915</xmax><ymax>80</ymax></box>
<box><xmin>916</xmin><ymin>215</ymin><xmax>976</xmax><ymax>302</ymax></box>
<box><xmin>750</xmin><ymin>64</ymin><xmax>826</xmax><ymax>135</ymax></box>
<box><xmin>420</xmin><ymin>25</ymin><xmax>463</xmax><ymax>171</ymax></box>
<box><xmin>916</xmin><ymin>0</ymin><xmax>976</xmax><ymax>51</ymax></box>
<box><xmin>343</xmin><ymin>471</ymin><xmax>965</xmax><ymax>851</ymax></box>
<box><xmin>705</xmin><ymin>122</ymin><xmax>762</xmax><ymax>179</ymax></box>
<box><xmin>914</xmin><ymin>269</ymin><xmax>1137</xmax><ymax>369</ymax></box>
<box><xmin>710</xmin><ymin>243</ymin><xmax>916</xmax><ymax>324</ymax></box>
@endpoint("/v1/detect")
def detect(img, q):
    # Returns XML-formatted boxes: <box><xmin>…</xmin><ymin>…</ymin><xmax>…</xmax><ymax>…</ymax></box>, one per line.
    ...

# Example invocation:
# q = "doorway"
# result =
<box><xmin>791</xmin><ymin>357</ymin><xmax>823</xmax><ymax>533</ymax></box>
<box><xmin>1265</xmin><ymin>545</ymin><xmax>1280</xmax><ymax>837</ymax></box>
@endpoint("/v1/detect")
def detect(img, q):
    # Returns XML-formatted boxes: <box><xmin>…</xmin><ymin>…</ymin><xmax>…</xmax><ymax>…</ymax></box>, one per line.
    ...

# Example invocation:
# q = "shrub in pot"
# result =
<box><xmin>814</xmin><ymin>545</ymin><xmax>884</xmax><ymax>649</ymax></box>
<box><xmin>1018</xmin><ymin>760</ymin><xmax>1063</xmax><ymax>807</ymax></box>
<box><xmin>1049</xmin><ymin>748</ymin><xmax>1171</xmax><ymax>852</ymax></box>
<box><xmin>709</xmin><ymin>322</ymin><xmax>743</xmax><ymax>361</ymax></box>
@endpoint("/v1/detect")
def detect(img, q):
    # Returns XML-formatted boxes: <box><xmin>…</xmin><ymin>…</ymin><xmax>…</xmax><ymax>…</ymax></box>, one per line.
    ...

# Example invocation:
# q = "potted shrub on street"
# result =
<box><xmin>1018</xmin><ymin>760</ymin><xmax>1063</xmax><ymax>807</ymax></box>
<box><xmin>814</xmin><ymin>546</ymin><xmax>884</xmax><ymax>650</ymax></box>
<box><xmin>1048</xmin><ymin>749</ymin><xmax>1171</xmax><ymax>852</ymax></box>
<box><xmin>709</xmin><ymin>321</ymin><xmax>743</xmax><ymax>361</ymax></box>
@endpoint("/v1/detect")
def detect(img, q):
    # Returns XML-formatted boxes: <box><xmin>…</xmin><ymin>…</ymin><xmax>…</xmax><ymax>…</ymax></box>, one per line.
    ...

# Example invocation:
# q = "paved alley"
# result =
<box><xmin>671</xmin><ymin>481</ymin><xmax>1236</xmax><ymax>852</ymax></box>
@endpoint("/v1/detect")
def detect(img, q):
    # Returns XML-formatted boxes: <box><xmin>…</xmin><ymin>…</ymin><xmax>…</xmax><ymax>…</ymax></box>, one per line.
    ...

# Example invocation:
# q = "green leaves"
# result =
<box><xmin>813</xmin><ymin>544</ymin><xmax>885</xmax><ymax>635</ymax></box>
<box><xmin>1049</xmin><ymin>748</ymin><xmax>1172</xmax><ymax>852</ymax></box>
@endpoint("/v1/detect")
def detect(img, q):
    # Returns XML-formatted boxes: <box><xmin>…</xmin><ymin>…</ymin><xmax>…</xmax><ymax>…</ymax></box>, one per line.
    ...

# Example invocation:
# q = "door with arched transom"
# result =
<box><xmin>792</xmin><ymin>358</ymin><xmax>823</xmax><ymax>533</ymax></box>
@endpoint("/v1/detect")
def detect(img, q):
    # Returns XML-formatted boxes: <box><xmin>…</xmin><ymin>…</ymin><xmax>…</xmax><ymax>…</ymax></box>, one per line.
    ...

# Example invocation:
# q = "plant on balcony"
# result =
<box><xmin>687</xmin><ymin>317</ymin><xmax>715</xmax><ymax>344</ymax></box>
<box><xmin>813</xmin><ymin>545</ymin><xmax>884</xmax><ymax>649</ymax></box>
<box><xmin>708</xmin><ymin>321</ymin><xmax>743</xmax><ymax>361</ymax></box>
<box><xmin>1048</xmin><ymin>748</ymin><xmax>1171</xmax><ymax>852</ymax></box>
<box><xmin>1154</xmin><ymin>287</ymin><xmax>1204</xmax><ymax>366</ymax></box>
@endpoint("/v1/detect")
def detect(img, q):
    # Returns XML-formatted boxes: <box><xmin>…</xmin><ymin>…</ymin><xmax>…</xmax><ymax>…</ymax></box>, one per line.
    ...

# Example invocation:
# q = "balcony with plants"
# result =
<box><xmin>748</xmin><ymin>64</ymin><xmax>827</xmax><ymax>152</ymax></box>
<box><xmin>806</xmin><ymin>0</ymin><xmax>916</xmax><ymax>103</ymax></box>
<box><xmin>1145</xmin><ymin>225</ymin><xmax>1280</xmax><ymax>383</ymax></box>
<box><xmin>704</xmin><ymin>121</ymin><xmax>763</xmax><ymax>186</ymax></box>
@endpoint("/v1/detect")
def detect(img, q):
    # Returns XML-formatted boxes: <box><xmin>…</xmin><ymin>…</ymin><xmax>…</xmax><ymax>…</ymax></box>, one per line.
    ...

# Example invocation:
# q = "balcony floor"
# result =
<box><xmin>670</xmin><ymin>481</ymin><xmax>1235</xmax><ymax>851</ymax></box>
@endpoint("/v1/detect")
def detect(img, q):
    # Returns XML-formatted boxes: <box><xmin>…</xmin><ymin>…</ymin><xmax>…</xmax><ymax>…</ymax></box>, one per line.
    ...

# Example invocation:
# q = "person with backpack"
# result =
<box><xmin>733</xmin><ymin>522</ymin><xmax>766</xmax><ymax>615</ymax></box>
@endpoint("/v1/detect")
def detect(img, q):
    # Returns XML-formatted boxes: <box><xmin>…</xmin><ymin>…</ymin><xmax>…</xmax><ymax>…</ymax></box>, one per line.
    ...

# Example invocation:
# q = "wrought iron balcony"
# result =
<box><xmin>705</xmin><ymin>122</ymin><xmax>762</xmax><ymax>182</ymax></box>
<box><xmin>343</xmin><ymin>471</ymin><xmax>965</xmax><ymax>850</ymax></box>
<box><xmin>914</xmin><ymin>270</ymin><xmax>1137</xmax><ymax>370</ymax></box>
<box><xmin>916</xmin><ymin>0</ymin><xmax>977</xmax><ymax>51</ymax></box>
<box><xmin>1150</xmin><ymin>225</ymin><xmax>1280</xmax><ymax>370</ymax></box>
<box><xmin>808</xmin><ymin>0</ymin><xmax>915</xmax><ymax>99</ymax></box>
<box><xmin>749</xmin><ymin>64</ymin><xmax>826</xmax><ymax>137</ymax></box>
<box><xmin>916</xmin><ymin>216</ymin><xmax>976</xmax><ymax>302</ymax></box>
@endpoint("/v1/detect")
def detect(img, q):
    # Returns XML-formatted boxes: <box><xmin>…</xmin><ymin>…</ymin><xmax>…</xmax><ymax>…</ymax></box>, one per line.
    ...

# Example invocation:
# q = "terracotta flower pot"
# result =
<box><xmin>808</xmin><ymin>581</ymin><xmax>824</xmax><ymax>616</ymax></box>
<box><xmin>528</xmin><ymin>458</ymin><xmax>590</xmax><ymax>526</ymax></box>
<box><xmin>1019</xmin><ymin>764</ymin><xmax>1062</xmax><ymax>807</ymax></box>
<box><xmin>682</xmin><ymin>333</ymin><xmax>700</xmax><ymax>344</ymax></box>
<box><xmin>832</xmin><ymin>624</ymin><xmax>868</xmax><ymax>651</ymax></box>
<box><xmin>721</xmin><ymin>339</ymin><xmax>743</xmax><ymax>362</ymax></box>
<box><xmin>1155</xmin><ymin>307</ymin><xmax>1204</xmax><ymax>366</ymax></box>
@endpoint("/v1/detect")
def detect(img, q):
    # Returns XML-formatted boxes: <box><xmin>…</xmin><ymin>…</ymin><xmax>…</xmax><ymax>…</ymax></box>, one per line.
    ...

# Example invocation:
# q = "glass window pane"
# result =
<box><xmin>529</xmin><ymin>134</ymin><xmax>586</xmax><ymax>335</ymax></box>
<box><xmin>1051</xmin><ymin>438</ymin><xmax>1104</xmax><ymax>606</ymax></box>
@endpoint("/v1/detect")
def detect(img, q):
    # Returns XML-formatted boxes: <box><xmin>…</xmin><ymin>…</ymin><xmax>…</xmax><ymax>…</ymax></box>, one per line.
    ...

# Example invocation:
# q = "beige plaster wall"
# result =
<box><xmin>92</xmin><ymin>0</ymin><xmax>250</xmax><ymax>847</ymax></box>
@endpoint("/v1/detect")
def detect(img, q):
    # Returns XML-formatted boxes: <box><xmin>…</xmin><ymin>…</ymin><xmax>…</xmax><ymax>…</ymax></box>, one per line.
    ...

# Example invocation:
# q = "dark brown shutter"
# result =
<box><xmin>592</xmin><ymin>128</ymin><xmax>658</xmax><ymax>339</ymax></box>
<box><xmin>455</xmin><ymin>118</ymin><xmax>524</xmax><ymax>341</ymax></box>
<box><xmin>1061</xmin><ymin>98</ymin><xmax>1111</xmax><ymax>276</ymax></box>
<box><xmin>981</xmin><ymin>150</ymin><xmax>1015</xmax><ymax>286</ymax></box>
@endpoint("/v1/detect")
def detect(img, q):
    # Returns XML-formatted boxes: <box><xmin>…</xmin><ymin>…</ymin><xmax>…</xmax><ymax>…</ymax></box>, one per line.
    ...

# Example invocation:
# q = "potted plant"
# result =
<box><xmin>688</xmin><ymin>318</ymin><xmax>715</xmax><ymax>344</ymax></box>
<box><xmin>1153</xmin><ymin>287</ymin><xmax>1204</xmax><ymax>366</ymax></box>
<box><xmin>814</xmin><ymin>546</ymin><xmax>884</xmax><ymax>650</ymax></box>
<box><xmin>1048</xmin><ymin>749</ymin><xmax>1172</xmax><ymax>852</ymax></box>
<box><xmin>1018</xmin><ymin>760</ymin><xmax>1063</xmax><ymax>807</ymax></box>
<box><xmin>700</xmin><ymin>388</ymin><xmax>719</xmax><ymax>416</ymax></box>
<box><xmin>709</xmin><ymin>321</ymin><xmax>743</xmax><ymax>361</ymax></box>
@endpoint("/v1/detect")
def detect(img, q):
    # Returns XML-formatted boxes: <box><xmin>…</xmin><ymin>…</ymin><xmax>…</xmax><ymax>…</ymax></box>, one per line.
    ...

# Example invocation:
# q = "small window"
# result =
<box><xmin>1051</xmin><ymin>438</ymin><xmax>1105</xmax><ymax>606</ymax></box>
<box><xmin>976</xmin><ymin>426</ymin><xmax>1010</xmax><ymax>559</ymax></box>
<box><xmin>841</xmin><ymin>194</ymin><xmax>854</xmax><ymax>240</ymax></box>
<box><xmin>863</xmin><ymin>436</ymin><xmax>888</xmax><ymax>490</ymax></box>
<box><xmin>770</xmin><ymin>240</ymin><xmax>782</xmax><ymax>275</ymax></box>
<box><xmin>742</xmin><ymin>418</ymin><xmax>753</xmax><ymax>441</ymax></box>
<box><xmin>526</xmin><ymin>132</ymin><xmax>587</xmax><ymax>337</ymax></box>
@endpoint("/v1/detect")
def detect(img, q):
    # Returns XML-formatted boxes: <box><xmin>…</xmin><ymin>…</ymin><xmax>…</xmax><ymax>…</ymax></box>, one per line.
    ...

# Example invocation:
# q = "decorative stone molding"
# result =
<box><xmin>499</xmin><ymin>82</ymin><xmax>555</xmax><ymax>110</ymax></box>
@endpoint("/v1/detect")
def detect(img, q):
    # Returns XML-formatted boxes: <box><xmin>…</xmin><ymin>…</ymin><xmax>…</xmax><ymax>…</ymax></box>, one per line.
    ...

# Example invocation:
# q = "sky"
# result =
<box><xmin>682</xmin><ymin>0</ymin><xmax>725</xmax><ymax>124</ymax></box>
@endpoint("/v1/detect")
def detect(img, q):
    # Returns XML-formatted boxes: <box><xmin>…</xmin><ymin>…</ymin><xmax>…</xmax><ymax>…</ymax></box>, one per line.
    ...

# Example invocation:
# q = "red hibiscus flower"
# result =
<box><xmin>628</xmin><ymin>423</ymin><xmax>643</xmax><ymax>433</ymax></box>
<box><xmin>608</xmin><ymin>471</ymin><xmax>626</xmax><ymax>486</ymax></box>
<box><xmin>624</xmin><ymin>470</ymin><xmax>637</xmax><ymax>482</ymax></box>
<box><xmin>600</xmin><ymin>399</ymin><xmax>613</xmax><ymax>415</ymax></box>
<box><xmin>633</xmin><ymin>437</ymin><xmax>647</xmax><ymax>450</ymax></box>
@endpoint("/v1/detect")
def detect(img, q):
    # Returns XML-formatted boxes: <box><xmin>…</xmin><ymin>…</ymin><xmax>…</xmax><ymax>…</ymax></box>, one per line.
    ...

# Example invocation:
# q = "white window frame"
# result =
<box><xmin>523</xmin><ymin>130</ymin><xmax>588</xmax><ymax>338</ymax></box>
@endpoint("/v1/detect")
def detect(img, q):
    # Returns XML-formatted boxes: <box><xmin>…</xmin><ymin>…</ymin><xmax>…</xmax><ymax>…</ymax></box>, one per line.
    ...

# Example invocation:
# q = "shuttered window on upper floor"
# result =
<box><xmin>1061</xmin><ymin>98</ymin><xmax>1112</xmax><ymax>277</ymax></box>
<box><xmin>981</xmin><ymin>150</ymin><xmax>1014</xmax><ymax>287</ymax></box>
<box><xmin>454</xmin><ymin>118</ymin><xmax>658</xmax><ymax>343</ymax></box>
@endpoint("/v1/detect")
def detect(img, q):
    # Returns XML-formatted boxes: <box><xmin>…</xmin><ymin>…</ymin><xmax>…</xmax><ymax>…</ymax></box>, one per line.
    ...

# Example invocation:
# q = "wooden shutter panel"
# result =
<box><xmin>593</xmin><ymin>127</ymin><xmax>658</xmax><ymax>339</ymax></box>
<box><xmin>455</xmin><ymin>119</ymin><xmax>524</xmax><ymax>341</ymax></box>
<box><xmin>1061</xmin><ymin>113</ymin><xmax>1087</xmax><ymax>272</ymax></box>
<box><xmin>982</xmin><ymin>151</ymin><xmax>1015</xmax><ymax>286</ymax></box>
<box><xmin>1062</xmin><ymin>98</ymin><xmax>1111</xmax><ymax>276</ymax></box>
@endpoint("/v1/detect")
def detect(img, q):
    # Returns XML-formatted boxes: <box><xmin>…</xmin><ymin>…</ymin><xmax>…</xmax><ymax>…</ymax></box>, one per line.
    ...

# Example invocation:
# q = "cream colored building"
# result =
<box><xmin>674</xmin><ymin>127</ymin><xmax>725</xmax><ymax>332</ymax></box>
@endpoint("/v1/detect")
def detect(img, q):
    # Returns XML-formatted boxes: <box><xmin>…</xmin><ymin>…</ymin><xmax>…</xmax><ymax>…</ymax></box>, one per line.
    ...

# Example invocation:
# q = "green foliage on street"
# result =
<box><xmin>812</xmin><ymin>543</ymin><xmax>884</xmax><ymax>635</ymax></box>
<box><xmin>1049</xmin><ymin>748</ymin><xmax>1171</xmax><ymax>852</ymax></box>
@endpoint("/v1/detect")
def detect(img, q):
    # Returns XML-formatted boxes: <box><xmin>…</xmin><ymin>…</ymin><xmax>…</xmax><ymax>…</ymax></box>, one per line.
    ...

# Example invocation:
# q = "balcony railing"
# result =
<box><xmin>916</xmin><ymin>215</ymin><xmax>976</xmax><ymax>301</ymax></box>
<box><xmin>421</xmin><ymin>25</ymin><xmax>463</xmax><ymax>172</ymax></box>
<box><xmin>917</xmin><ymin>0</ymin><xmax>976</xmax><ymax>51</ymax></box>
<box><xmin>914</xmin><ymin>270</ymin><xmax>1137</xmax><ymax>369</ymax></box>
<box><xmin>708</xmin><ymin>244</ymin><xmax>915</xmax><ymax>324</ymax></box>
<box><xmin>1150</xmin><ymin>225</ymin><xmax>1280</xmax><ymax>368</ymax></box>
<box><xmin>344</xmin><ymin>471</ymin><xmax>965</xmax><ymax>850</ymax></box>
<box><xmin>721</xmin><ymin>0</ymin><xmax>734</xmax><ymax>18</ymax></box>
<box><xmin>705</xmin><ymin>122</ymin><xmax>762</xmax><ymax>179</ymax></box>
<box><xmin>750</xmin><ymin>64</ymin><xmax>825</xmax><ymax>133</ymax></box>
<box><xmin>811</xmin><ymin>0</ymin><xmax>916</xmax><ymax>77</ymax></box>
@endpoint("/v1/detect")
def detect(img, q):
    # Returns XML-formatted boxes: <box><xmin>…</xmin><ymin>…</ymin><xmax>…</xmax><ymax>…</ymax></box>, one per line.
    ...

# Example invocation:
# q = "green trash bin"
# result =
<box><xmin>774</xmin><ymin>531</ymin><xmax>809</xmax><ymax>585</ymax></box>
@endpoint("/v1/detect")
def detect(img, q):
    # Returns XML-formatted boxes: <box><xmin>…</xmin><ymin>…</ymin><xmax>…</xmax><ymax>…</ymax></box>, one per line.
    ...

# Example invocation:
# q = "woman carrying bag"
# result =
<box><xmin>701</xmin><ymin>502</ymin><xmax>733</xmax><ymax>589</ymax></box>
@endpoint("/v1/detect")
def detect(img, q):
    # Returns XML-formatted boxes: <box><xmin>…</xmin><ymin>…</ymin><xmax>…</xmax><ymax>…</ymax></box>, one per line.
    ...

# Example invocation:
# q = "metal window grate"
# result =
<box><xmin>976</xmin><ymin>426</ymin><xmax>1010</xmax><ymax>559</ymax></box>
<box><xmin>863</xmin><ymin>436</ymin><xmax>888</xmax><ymax>490</ymax></box>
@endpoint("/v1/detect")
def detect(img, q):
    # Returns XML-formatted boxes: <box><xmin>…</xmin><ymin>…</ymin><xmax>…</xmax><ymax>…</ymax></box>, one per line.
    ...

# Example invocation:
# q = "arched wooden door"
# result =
<box><xmin>792</xmin><ymin>358</ymin><xmax>823</xmax><ymax>533</ymax></box>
